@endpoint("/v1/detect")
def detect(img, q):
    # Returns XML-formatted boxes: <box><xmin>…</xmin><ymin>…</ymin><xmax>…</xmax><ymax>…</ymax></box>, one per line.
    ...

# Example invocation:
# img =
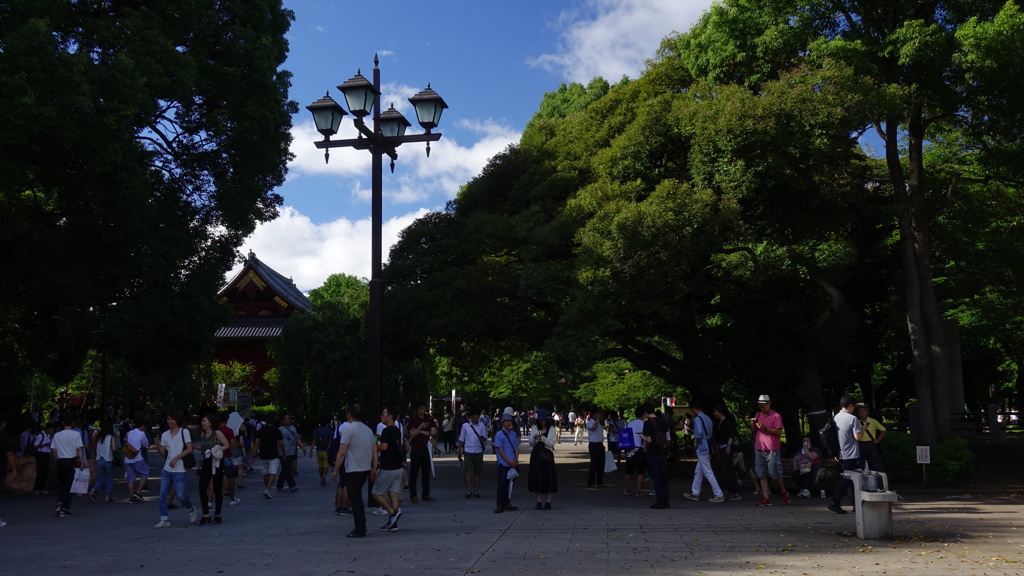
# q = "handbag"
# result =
<box><xmin>179</xmin><ymin>429</ymin><xmax>196</xmax><ymax>470</ymax></box>
<box><xmin>71</xmin><ymin>467</ymin><xmax>90</xmax><ymax>495</ymax></box>
<box><xmin>604</xmin><ymin>449</ymin><xmax>617</xmax><ymax>473</ymax></box>
<box><xmin>121</xmin><ymin>439</ymin><xmax>139</xmax><ymax>460</ymax></box>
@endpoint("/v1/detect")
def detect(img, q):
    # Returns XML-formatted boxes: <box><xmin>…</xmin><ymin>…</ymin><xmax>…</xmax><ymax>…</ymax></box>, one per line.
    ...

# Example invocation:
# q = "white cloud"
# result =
<box><xmin>531</xmin><ymin>0</ymin><xmax>713</xmax><ymax>83</ymax></box>
<box><xmin>229</xmin><ymin>206</ymin><xmax>432</xmax><ymax>292</ymax></box>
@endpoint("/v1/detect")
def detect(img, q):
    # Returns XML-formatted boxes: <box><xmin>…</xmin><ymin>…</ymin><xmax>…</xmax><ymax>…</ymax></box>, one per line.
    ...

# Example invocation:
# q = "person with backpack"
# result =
<box><xmin>620</xmin><ymin>407</ymin><xmax>646</xmax><ymax>497</ymax></box>
<box><xmin>827</xmin><ymin>395</ymin><xmax>863</xmax><ymax>514</ymax></box>
<box><xmin>311</xmin><ymin>418</ymin><xmax>333</xmax><ymax>486</ymax></box>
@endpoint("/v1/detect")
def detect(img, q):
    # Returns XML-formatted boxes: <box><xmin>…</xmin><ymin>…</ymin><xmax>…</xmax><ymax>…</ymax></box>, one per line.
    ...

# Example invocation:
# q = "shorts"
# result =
<box><xmin>754</xmin><ymin>449</ymin><xmax>782</xmax><ymax>479</ymax></box>
<box><xmin>231</xmin><ymin>456</ymin><xmax>243</xmax><ymax>467</ymax></box>
<box><xmin>462</xmin><ymin>452</ymin><xmax>483</xmax><ymax>476</ymax></box>
<box><xmin>124</xmin><ymin>459</ymin><xmax>149</xmax><ymax>481</ymax></box>
<box><xmin>316</xmin><ymin>451</ymin><xmax>328</xmax><ymax>468</ymax></box>
<box><xmin>371</xmin><ymin>468</ymin><xmax>403</xmax><ymax>495</ymax></box>
<box><xmin>624</xmin><ymin>450</ymin><xmax>647</xmax><ymax>475</ymax></box>
<box><xmin>260</xmin><ymin>458</ymin><xmax>281</xmax><ymax>476</ymax></box>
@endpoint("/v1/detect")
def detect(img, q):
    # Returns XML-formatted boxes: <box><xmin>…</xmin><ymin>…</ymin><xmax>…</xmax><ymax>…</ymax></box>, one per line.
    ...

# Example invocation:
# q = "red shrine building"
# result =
<box><xmin>213</xmin><ymin>251</ymin><xmax>311</xmax><ymax>389</ymax></box>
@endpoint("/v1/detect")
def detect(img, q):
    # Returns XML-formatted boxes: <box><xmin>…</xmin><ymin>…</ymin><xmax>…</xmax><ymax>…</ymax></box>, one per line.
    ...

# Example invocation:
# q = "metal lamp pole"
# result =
<box><xmin>306</xmin><ymin>54</ymin><xmax>447</xmax><ymax>424</ymax></box>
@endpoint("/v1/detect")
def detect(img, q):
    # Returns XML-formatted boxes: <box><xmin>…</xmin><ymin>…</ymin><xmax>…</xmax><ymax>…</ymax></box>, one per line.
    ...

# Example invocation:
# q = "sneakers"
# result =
<box><xmin>229</xmin><ymin>497</ymin><xmax>241</xmax><ymax>506</ymax></box>
<box><xmin>380</xmin><ymin>518</ymin><xmax>395</xmax><ymax>531</ymax></box>
<box><xmin>188</xmin><ymin>507</ymin><xmax>198</xmax><ymax>524</ymax></box>
<box><xmin>798</xmin><ymin>489</ymin><xmax>811</xmax><ymax>498</ymax></box>
<box><xmin>623</xmin><ymin>489</ymin><xmax>631</xmax><ymax>496</ymax></box>
<box><xmin>781</xmin><ymin>492</ymin><xmax>791</xmax><ymax>505</ymax></box>
<box><xmin>58</xmin><ymin>510</ymin><xmax>71</xmax><ymax>518</ymax></box>
<box><xmin>421</xmin><ymin>495</ymin><xmax>434</xmax><ymax>502</ymax></box>
<box><xmin>263</xmin><ymin>489</ymin><xmax>272</xmax><ymax>500</ymax></box>
<box><xmin>649</xmin><ymin>502</ymin><xmax>667</xmax><ymax>509</ymax></box>
<box><xmin>0</xmin><ymin>520</ymin><xmax>6</xmax><ymax>527</ymax></box>
<box><xmin>409</xmin><ymin>496</ymin><xmax>419</xmax><ymax>503</ymax></box>
<box><xmin>373</xmin><ymin>507</ymin><xmax>389</xmax><ymax>515</ymax></box>
<box><xmin>827</xmin><ymin>502</ymin><xmax>847</xmax><ymax>514</ymax></box>
<box><xmin>320</xmin><ymin>477</ymin><xmax>326</xmax><ymax>486</ymax></box>
<box><xmin>683</xmin><ymin>492</ymin><xmax>699</xmax><ymax>502</ymax></box>
<box><xmin>472</xmin><ymin>492</ymin><xmax>481</xmax><ymax>498</ymax></box>
<box><xmin>465</xmin><ymin>491</ymin><xmax>472</xmax><ymax>499</ymax></box>
<box><xmin>382</xmin><ymin>510</ymin><xmax>400</xmax><ymax>532</ymax></box>
<box><xmin>154</xmin><ymin>520</ymin><xmax>172</xmax><ymax>528</ymax></box>
<box><xmin>729</xmin><ymin>493</ymin><xmax>743</xmax><ymax>501</ymax></box>
<box><xmin>129</xmin><ymin>494</ymin><xmax>144</xmax><ymax>503</ymax></box>
<box><xmin>290</xmin><ymin>487</ymin><xmax>300</xmax><ymax>493</ymax></box>
<box><xmin>756</xmin><ymin>497</ymin><xmax>772</xmax><ymax>507</ymax></box>
<box><xmin>709</xmin><ymin>496</ymin><xmax>725</xmax><ymax>503</ymax></box>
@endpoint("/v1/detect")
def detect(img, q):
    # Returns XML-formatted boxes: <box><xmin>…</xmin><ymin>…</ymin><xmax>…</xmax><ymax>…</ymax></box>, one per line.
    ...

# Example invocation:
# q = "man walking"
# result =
<box><xmin>332</xmin><ymin>404</ymin><xmax>377</xmax><ymax>538</ymax></box>
<box><xmin>406</xmin><ymin>403</ymin><xmax>436</xmax><ymax>503</ymax></box>
<box><xmin>276</xmin><ymin>414</ymin><xmax>305</xmax><ymax>493</ymax></box>
<box><xmin>458</xmin><ymin>410</ymin><xmax>487</xmax><ymax>499</ymax></box>
<box><xmin>751</xmin><ymin>395</ymin><xmax>790</xmax><ymax>506</ymax></box>
<box><xmin>828</xmin><ymin>395</ymin><xmax>863</xmax><ymax>514</ymax></box>
<box><xmin>311</xmin><ymin>418</ymin><xmax>333</xmax><ymax>486</ymax></box>
<box><xmin>372</xmin><ymin>406</ymin><xmax>403</xmax><ymax>531</ymax></box>
<box><xmin>124</xmin><ymin>419</ymin><xmax>149</xmax><ymax>503</ymax></box>
<box><xmin>684</xmin><ymin>400</ymin><xmax>725</xmax><ymax>503</ymax></box>
<box><xmin>252</xmin><ymin>419</ymin><xmax>284</xmax><ymax>500</ymax></box>
<box><xmin>50</xmin><ymin>416</ymin><xmax>86</xmax><ymax>517</ymax></box>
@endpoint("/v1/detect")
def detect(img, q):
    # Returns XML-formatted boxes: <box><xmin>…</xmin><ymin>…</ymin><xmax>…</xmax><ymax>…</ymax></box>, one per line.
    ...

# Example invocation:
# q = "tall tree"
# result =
<box><xmin>0</xmin><ymin>0</ymin><xmax>296</xmax><ymax>396</ymax></box>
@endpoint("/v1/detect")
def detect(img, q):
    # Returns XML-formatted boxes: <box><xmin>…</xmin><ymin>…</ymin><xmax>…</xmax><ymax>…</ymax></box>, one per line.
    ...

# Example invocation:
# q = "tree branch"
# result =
<box><xmin>933</xmin><ymin>173</ymin><xmax>989</xmax><ymax>219</ymax></box>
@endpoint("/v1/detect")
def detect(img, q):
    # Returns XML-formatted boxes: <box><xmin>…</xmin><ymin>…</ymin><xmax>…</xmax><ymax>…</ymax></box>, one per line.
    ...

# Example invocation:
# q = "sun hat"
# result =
<box><xmin>536</xmin><ymin>409</ymin><xmax>550</xmax><ymax>421</ymax></box>
<box><xmin>757</xmin><ymin>394</ymin><xmax>771</xmax><ymax>404</ymax></box>
<box><xmin>500</xmin><ymin>413</ymin><xmax>514</xmax><ymax>423</ymax></box>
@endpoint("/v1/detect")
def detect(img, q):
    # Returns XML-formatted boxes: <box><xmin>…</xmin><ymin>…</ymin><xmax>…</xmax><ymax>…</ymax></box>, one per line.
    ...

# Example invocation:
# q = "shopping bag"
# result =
<box><xmin>604</xmin><ymin>450</ymin><xmax>617</xmax><ymax>474</ymax></box>
<box><xmin>71</xmin><ymin>467</ymin><xmax>90</xmax><ymax>495</ymax></box>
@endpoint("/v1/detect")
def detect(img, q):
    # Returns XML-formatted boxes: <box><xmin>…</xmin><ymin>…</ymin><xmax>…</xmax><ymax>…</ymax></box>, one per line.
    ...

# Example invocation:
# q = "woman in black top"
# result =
<box><xmin>712</xmin><ymin>402</ymin><xmax>741</xmax><ymax>500</ymax></box>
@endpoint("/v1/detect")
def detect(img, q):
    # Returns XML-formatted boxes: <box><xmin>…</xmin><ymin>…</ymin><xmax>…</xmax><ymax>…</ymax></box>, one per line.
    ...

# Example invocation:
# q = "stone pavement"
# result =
<box><xmin>0</xmin><ymin>437</ymin><xmax>1020</xmax><ymax>576</ymax></box>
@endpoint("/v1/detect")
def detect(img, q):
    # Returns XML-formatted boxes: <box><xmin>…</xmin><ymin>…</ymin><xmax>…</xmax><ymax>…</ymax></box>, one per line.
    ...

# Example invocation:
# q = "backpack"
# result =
<box><xmin>314</xmin><ymin>427</ymin><xmax>331</xmax><ymax>451</ymax></box>
<box><xmin>818</xmin><ymin>415</ymin><xmax>840</xmax><ymax>459</ymax></box>
<box><xmin>618</xmin><ymin>426</ymin><xmax>636</xmax><ymax>451</ymax></box>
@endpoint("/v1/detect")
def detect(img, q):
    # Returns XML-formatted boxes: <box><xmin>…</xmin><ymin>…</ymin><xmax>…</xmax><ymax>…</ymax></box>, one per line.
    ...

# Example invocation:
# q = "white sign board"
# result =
<box><xmin>916</xmin><ymin>446</ymin><xmax>931</xmax><ymax>464</ymax></box>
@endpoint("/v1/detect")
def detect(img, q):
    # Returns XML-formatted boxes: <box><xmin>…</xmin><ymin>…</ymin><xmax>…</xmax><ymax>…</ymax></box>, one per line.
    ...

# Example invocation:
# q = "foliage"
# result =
<box><xmin>0</xmin><ymin>0</ymin><xmax>296</xmax><ymax>402</ymax></box>
<box><xmin>248</xmin><ymin>405</ymin><xmax>282</xmax><ymax>424</ymax></box>
<box><xmin>270</xmin><ymin>274</ymin><xmax>368</xmax><ymax>425</ymax></box>
<box><xmin>212</xmin><ymin>361</ymin><xmax>257</xmax><ymax>389</ymax></box>
<box><xmin>880</xmin><ymin>430</ymin><xmax>918</xmax><ymax>482</ymax></box>
<box><xmin>573</xmin><ymin>359</ymin><xmax>674</xmax><ymax>412</ymax></box>
<box><xmin>931</xmin><ymin>437</ymin><xmax>975</xmax><ymax>485</ymax></box>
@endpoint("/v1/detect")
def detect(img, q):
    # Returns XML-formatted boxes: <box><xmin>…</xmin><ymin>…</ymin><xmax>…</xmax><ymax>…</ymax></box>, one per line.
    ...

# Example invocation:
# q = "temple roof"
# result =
<box><xmin>214</xmin><ymin>316</ymin><xmax>288</xmax><ymax>339</ymax></box>
<box><xmin>218</xmin><ymin>251</ymin><xmax>312</xmax><ymax>313</ymax></box>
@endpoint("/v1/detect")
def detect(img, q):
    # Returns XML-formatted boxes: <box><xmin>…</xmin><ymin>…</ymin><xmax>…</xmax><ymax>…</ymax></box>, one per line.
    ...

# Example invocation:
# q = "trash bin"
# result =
<box><xmin>843</xmin><ymin>470</ymin><xmax>899</xmax><ymax>539</ymax></box>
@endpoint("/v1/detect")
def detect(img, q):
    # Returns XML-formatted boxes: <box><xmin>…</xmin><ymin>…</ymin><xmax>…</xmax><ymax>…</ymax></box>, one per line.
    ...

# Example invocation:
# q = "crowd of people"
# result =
<box><xmin>0</xmin><ymin>391</ymin><xmax>888</xmax><ymax>532</ymax></box>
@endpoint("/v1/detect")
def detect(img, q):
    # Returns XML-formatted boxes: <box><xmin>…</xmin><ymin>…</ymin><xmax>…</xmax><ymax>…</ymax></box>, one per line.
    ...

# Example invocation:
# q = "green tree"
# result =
<box><xmin>0</xmin><ymin>0</ymin><xmax>296</xmax><ymax>401</ymax></box>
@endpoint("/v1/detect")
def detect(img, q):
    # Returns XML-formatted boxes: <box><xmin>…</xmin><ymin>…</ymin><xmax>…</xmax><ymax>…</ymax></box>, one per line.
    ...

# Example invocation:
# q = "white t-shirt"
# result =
<box><xmin>95</xmin><ymin>433</ymin><xmax>115</xmax><ymax>461</ymax></box>
<box><xmin>625</xmin><ymin>419</ymin><xmax>645</xmax><ymax>453</ymax></box>
<box><xmin>586</xmin><ymin>418</ymin><xmax>604</xmax><ymax>443</ymax></box>
<box><xmin>51</xmin><ymin>429</ymin><xmax>83</xmax><ymax>459</ymax></box>
<box><xmin>161</xmin><ymin>428</ymin><xmax>192</xmax><ymax>473</ymax></box>
<box><xmin>339</xmin><ymin>421</ymin><xmax>375</xmax><ymax>472</ymax></box>
<box><xmin>125</xmin><ymin>428</ymin><xmax>148</xmax><ymax>463</ymax></box>
<box><xmin>459</xmin><ymin>421</ymin><xmax>488</xmax><ymax>454</ymax></box>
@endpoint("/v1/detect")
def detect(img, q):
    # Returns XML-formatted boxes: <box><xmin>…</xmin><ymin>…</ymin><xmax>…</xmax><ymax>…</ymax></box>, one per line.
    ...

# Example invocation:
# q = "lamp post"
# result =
<box><xmin>307</xmin><ymin>54</ymin><xmax>447</xmax><ymax>424</ymax></box>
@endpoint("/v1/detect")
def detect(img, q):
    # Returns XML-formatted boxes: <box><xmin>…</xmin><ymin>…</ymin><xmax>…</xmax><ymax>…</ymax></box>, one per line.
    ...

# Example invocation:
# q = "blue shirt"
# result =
<box><xmin>493</xmin><ymin>427</ymin><xmax>517</xmax><ymax>467</ymax></box>
<box><xmin>693</xmin><ymin>412</ymin><xmax>714</xmax><ymax>455</ymax></box>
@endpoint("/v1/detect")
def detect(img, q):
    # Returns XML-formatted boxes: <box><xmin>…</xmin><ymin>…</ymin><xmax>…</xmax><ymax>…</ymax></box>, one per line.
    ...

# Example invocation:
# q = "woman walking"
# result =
<box><xmin>528</xmin><ymin>409</ymin><xmax>558</xmax><ymax>509</ymax></box>
<box><xmin>197</xmin><ymin>413</ymin><xmax>231</xmax><ymax>525</ymax></box>
<box><xmin>155</xmin><ymin>411</ymin><xmax>197</xmax><ymax>527</ymax></box>
<box><xmin>89</xmin><ymin>422</ymin><xmax>116</xmax><ymax>503</ymax></box>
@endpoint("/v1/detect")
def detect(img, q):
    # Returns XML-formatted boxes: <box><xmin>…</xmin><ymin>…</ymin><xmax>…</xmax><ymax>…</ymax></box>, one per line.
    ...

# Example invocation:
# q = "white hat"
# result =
<box><xmin>757</xmin><ymin>394</ymin><xmax>771</xmax><ymax>404</ymax></box>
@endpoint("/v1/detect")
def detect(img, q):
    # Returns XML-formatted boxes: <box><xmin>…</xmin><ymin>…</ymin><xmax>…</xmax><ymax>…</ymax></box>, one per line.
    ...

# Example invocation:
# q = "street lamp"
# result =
<box><xmin>307</xmin><ymin>54</ymin><xmax>447</xmax><ymax>424</ymax></box>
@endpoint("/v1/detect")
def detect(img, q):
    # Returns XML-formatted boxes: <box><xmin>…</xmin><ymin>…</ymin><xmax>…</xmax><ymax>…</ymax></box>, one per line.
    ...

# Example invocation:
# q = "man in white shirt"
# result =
<box><xmin>50</xmin><ymin>416</ymin><xmax>86</xmax><ymax>517</ymax></box>
<box><xmin>124</xmin><ymin>420</ymin><xmax>150</xmax><ymax>503</ymax></box>
<box><xmin>458</xmin><ymin>411</ymin><xmax>488</xmax><ymax>498</ymax></box>
<box><xmin>332</xmin><ymin>404</ymin><xmax>377</xmax><ymax>538</ymax></box>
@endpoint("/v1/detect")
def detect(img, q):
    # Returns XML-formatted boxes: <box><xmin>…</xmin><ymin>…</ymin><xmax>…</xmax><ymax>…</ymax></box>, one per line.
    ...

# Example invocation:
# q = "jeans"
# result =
<box><xmin>345</xmin><ymin>470</ymin><xmax>369</xmax><ymax>534</ymax></box>
<box><xmin>408</xmin><ymin>448</ymin><xmax>431</xmax><ymax>497</ymax></box>
<box><xmin>831</xmin><ymin>458</ymin><xmax>858</xmax><ymax>507</ymax></box>
<box><xmin>159</xmin><ymin>469</ymin><xmax>194</xmax><ymax>520</ymax></box>
<box><xmin>587</xmin><ymin>442</ymin><xmax>605</xmax><ymax>486</ymax></box>
<box><xmin>496</xmin><ymin>464</ymin><xmax>511</xmax><ymax>507</ymax></box>
<box><xmin>91</xmin><ymin>457</ymin><xmax>114</xmax><ymax>495</ymax></box>
<box><xmin>691</xmin><ymin>452</ymin><xmax>723</xmax><ymax>498</ymax></box>
<box><xmin>647</xmin><ymin>453</ymin><xmax>669</xmax><ymax>505</ymax></box>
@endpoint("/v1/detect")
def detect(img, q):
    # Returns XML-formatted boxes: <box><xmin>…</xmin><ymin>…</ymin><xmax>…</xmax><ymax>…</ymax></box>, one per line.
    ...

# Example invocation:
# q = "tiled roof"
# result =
<box><xmin>220</xmin><ymin>251</ymin><xmax>313</xmax><ymax>311</ymax></box>
<box><xmin>214</xmin><ymin>316</ymin><xmax>288</xmax><ymax>339</ymax></box>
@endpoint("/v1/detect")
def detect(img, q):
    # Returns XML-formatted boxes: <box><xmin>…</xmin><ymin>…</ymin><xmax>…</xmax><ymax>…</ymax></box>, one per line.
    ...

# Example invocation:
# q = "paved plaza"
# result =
<box><xmin>1</xmin><ymin>438</ymin><xmax>1021</xmax><ymax>576</ymax></box>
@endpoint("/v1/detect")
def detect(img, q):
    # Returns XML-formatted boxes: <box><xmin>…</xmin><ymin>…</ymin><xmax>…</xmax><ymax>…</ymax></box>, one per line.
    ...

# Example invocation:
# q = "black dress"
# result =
<box><xmin>528</xmin><ymin>427</ymin><xmax>558</xmax><ymax>494</ymax></box>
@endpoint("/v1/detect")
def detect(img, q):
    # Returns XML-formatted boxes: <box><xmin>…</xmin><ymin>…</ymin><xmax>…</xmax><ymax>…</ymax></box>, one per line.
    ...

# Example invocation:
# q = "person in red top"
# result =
<box><xmin>406</xmin><ymin>402</ymin><xmax>437</xmax><ymax>503</ymax></box>
<box><xmin>750</xmin><ymin>394</ymin><xmax>790</xmax><ymax>506</ymax></box>
<box><xmin>218</xmin><ymin>417</ymin><xmax>241</xmax><ymax>506</ymax></box>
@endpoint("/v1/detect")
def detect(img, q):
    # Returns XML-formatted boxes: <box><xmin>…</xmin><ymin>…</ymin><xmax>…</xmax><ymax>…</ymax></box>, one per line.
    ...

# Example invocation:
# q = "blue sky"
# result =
<box><xmin>232</xmin><ymin>0</ymin><xmax>716</xmax><ymax>291</ymax></box>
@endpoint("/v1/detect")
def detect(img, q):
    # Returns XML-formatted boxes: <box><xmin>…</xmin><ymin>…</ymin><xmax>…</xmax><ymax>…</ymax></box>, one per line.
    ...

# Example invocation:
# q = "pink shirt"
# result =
<box><xmin>754</xmin><ymin>410</ymin><xmax>782</xmax><ymax>451</ymax></box>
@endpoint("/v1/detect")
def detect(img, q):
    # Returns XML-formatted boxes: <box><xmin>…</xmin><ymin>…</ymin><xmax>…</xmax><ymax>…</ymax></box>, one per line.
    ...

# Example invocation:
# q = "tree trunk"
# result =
<box><xmin>797</xmin><ymin>361</ymin><xmax>830</xmax><ymax>452</ymax></box>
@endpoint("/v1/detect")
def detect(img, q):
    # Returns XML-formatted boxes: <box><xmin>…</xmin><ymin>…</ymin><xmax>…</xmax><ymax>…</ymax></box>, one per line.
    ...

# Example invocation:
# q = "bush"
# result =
<box><xmin>249</xmin><ymin>405</ymin><xmax>281</xmax><ymax>423</ymax></box>
<box><xmin>881</xmin><ymin>430</ymin><xmax>917</xmax><ymax>482</ymax></box>
<box><xmin>931</xmin><ymin>437</ymin><xmax>974</xmax><ymax>485</ymax></box>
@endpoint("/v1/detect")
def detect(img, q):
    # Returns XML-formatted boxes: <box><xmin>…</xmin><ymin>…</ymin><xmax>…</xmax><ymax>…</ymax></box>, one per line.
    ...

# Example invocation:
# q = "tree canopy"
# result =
<box><xmin>0</xmin><ymin>0</ymin><xmax>296</xmax><ymax>410</ymax></box>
